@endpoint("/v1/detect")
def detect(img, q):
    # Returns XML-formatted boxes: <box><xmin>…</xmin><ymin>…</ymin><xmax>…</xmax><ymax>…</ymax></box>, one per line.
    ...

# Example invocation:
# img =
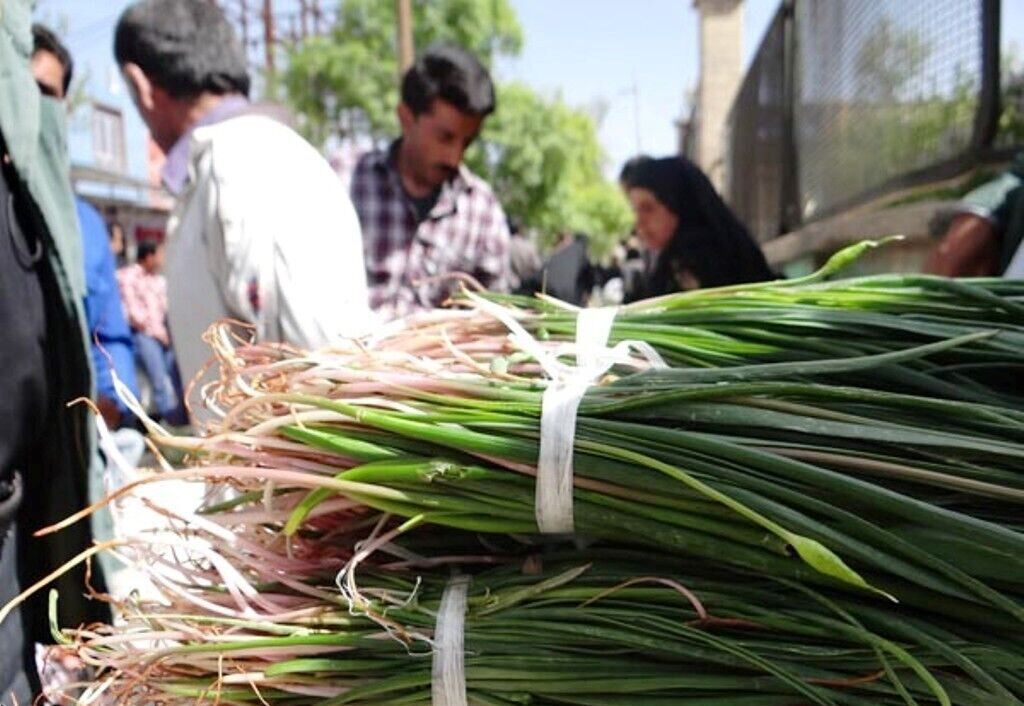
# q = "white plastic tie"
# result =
<box><xmin>432</xmin><ymin>575</ymin><xmax>471</xmax><ymax>706</ymax></box>
<box><xmin>463</xmin><ymin>293</ymin><xmax>668</xmax><ymax>534</ymax></box>
<box><xmin>535</xmin><ymin>307</ymin><xmax>618</xmax><ymax>533</ymax></box>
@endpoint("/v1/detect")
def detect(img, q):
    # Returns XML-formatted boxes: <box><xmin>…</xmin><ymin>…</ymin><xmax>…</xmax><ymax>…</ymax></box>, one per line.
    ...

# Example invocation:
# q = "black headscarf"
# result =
<box><xmin>624</xmin><ymin>156</ymin><xmax>773</xmax><ymax>299</ymax></box>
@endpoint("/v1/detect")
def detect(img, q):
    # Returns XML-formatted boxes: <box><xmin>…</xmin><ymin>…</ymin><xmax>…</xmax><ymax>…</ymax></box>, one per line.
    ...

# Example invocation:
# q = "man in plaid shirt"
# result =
<box><xmin>117</xmin><ymin>241</ymin><xmax>184</xmax><ymax>422</ymax></box>
<box><xmin>338</xmin><ymin>44</ymin><xmax>511</xmax><ymax>321</ymax></box>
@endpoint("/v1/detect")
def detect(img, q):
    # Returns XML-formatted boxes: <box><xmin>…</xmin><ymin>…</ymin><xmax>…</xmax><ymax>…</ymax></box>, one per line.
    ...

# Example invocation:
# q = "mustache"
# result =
<box><xmin>434</xmin><ymin>164</ymin><xmax>458</xmax><ymax>179</ymax></box>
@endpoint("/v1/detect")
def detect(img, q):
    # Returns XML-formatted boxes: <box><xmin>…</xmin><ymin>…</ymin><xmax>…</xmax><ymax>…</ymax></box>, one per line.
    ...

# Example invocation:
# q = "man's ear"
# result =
<box><xmin>123</xmin><ymin>63</ymin><xmax>155</xmax><ymax>112</ymax></box>
<box><xmin>397</xmin><ymin>102</ymin><xmax>415</xmax><ymax>132</ymax></box>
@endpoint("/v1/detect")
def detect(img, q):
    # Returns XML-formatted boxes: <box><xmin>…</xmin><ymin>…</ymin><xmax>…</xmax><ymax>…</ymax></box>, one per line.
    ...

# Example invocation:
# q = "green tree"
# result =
<box><xmin>465</xmin><ymin>83</ymin><xmax>631</xmax><ymax>256</ymax></box>
<box><xmin>855</xmin><ymin>17</ymin><xmax>929</xmax><ymax>102</ymax></box>
<box><xmin>998</xmin><ymin>44</ymin><xmax>1024</xmax><ymax>146</ymax></box>
<box><xmin>284</xmin><ymin>0</ymin><xmax>631</xmax><ymax>254</ymax></box>
<box><xmin>284</xmin><ymin>0</ymin><xmax>523</xmax><ymax>144</ymax></box>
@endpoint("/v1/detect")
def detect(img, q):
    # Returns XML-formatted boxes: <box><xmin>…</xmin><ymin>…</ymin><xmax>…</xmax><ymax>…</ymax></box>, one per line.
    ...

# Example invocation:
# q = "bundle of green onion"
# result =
<box><xmin>28</xmin><ymin>241</ymin><xmax>1024</xmax><ymax>705</ymax></box>
<box><xmin>453</xmin><ymin>241</ymin><xmax>1024</xmax><ymax>403</ymax></box>
<box><xmin>147</xmin><ymin>293</ymin><xmax>1024</xmax><ymax>625</ymax></box>
<box><xmin>59</xmin><ymin>546</ymin><xmax>1024</xmax><ymax>706</ymax></box>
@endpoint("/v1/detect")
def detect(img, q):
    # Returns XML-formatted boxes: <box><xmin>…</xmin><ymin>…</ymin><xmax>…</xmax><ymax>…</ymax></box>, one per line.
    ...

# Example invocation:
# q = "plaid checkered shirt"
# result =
<box><xmin>116</xmin><ymin>262</ymin><xmax>169</xmax><ymax>343</ymax></box>
<box><xmin>336</xmin><ymin>143</ymin><xmax>511</xmax><ymax>321</ymax></box>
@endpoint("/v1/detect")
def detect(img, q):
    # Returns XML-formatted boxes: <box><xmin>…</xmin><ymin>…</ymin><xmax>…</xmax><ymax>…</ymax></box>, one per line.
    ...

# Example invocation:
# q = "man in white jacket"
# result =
<box><xmin>114</xmin><ymin>0</ymin><xmax>372</xmax><ymax>392</ymax></box>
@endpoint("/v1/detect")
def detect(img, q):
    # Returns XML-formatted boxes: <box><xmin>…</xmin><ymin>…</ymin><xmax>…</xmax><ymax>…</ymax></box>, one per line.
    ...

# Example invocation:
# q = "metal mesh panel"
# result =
<box><xmin>726</xmin><ymin>8</ymin><xmax>787</xmax><ymax>243</ymax></box>
<box><xmin>794</xmin><ymin>0</ymin><xmax>982</xmax><ymax>220</ymax></box>
<box><xmin>996</xmin><ymin>0</ymin><xmax>1024</xmax><ymax>149</ymax></box>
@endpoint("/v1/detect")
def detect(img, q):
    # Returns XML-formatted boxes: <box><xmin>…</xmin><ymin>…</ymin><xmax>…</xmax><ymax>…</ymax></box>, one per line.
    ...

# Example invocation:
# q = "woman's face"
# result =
<box><xmin>628</xmin><ymin>187</ymin><xmax>678</xmax><ymax>252</ymax></box>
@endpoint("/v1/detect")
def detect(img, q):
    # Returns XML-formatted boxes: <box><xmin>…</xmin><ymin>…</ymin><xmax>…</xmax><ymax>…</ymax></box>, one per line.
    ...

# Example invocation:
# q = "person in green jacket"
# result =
<box><xmin>0</xmin><ymin>1</ymin><xmax>108</xmax><ymax>700</ymax></box>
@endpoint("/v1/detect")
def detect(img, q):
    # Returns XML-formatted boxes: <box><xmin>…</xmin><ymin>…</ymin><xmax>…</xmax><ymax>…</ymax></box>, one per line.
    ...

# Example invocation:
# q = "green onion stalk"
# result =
<box><xmin>134</xmin><ymin>295</ymin><xmax>1024</xmax><ymax>630</ymax></box>
<box><xmin>387</xmin><ymin>241</ymin><xmax>1024</xmax><ymax>404</ymax></box>
<box><xmin>515</xmin><ymin>241</ymin><xmax>1024</xmax><ymax>383</ymax></box>
<box><xmin>45</xmin><ymin>491</ymin><xmax>1024</xmax><ymax>706</ymax></box>
<box><xmin>23</xmin><ymin>243</ymin><xmax>1024</xmax><ymax>704</ymax></box>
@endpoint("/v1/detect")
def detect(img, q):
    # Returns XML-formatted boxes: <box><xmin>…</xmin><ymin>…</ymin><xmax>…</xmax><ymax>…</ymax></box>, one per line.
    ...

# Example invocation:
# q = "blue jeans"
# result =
<box><xmin>133</xmin><ymin>332</ymin><xmax>183</xmax><ymax>423</ymax></box>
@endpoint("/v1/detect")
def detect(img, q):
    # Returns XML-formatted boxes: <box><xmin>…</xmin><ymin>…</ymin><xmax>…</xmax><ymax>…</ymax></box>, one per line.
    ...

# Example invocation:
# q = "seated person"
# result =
<box><xmin>926</xmin><ymin>153</ymin><xmax>1024</xmax><ymax>278</ymax></box>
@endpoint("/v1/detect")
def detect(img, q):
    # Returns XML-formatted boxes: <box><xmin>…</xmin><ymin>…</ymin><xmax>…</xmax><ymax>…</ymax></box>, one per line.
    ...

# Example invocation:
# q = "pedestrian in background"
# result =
<box><xmin>337</xmin><ymin>44</ymin><xmax>511</xmax><ymax>320</ymax></box>
<box><xmin>114</xmin><ymin>0</ymin><xmax>372</xmax><ymax>389</ymax></box>
<box><xmin>621</xmin><ymin>155</ymin><xmax>773</xmax><ymax>301</ymax></box>
<box><xmin>32</xmin><ymin>23</ymin><xmax>141</xmax><ymax>431</ymax></box>
<box><xmin>507</xmin><ymin>219</ymin><xmax>543</xmax><ymax>295</ymax></box>
<box><xmin>108</xmin><ymin>221</ymin><xmax>128</xmax><ymax>267</ymax></box>
<box><xmin>926</xmin><ymin>152</ymin><xmax>1024</xmax><ymax>278</ymax></box>
<box><xmin>117</xmin><ymin>241</ymin><xmax>183</xmax><ymax>424</ymax></box>
<box><xmin>540</xmin><ymin>232</ymin><xmax>595</xmax><ymax>306</ymax></box>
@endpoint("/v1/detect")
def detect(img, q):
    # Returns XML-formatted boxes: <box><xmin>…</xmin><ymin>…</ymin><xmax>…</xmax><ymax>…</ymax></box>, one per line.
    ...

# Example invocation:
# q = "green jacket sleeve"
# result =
<box><xmin>0</xmin><ymin>0</ymin><xmax>108</xmax><ymax>637</ymax></box>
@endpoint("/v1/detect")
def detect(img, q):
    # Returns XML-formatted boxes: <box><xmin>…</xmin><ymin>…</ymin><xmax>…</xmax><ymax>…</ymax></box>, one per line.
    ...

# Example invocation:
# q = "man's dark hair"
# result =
<box><xmin>619</xmin><ymin>155</ymin><xmax>653</xmax><ymax>187</ymax></box>
<box><xmin>114</xmin><ymin>0</ymin><xmax>250</xmax><ymax>100</ymax></box>
<box><xmin>137</xmin><ymin>241</ymin><xmax>159</xmax><ymax>263</ymax></box>
<box><xmin>32</xmin><ymin>24</ymin><xmax>73</xmax><ymax>95</ymax></box>
<box><xmin>401</xmin><ymin>44</ymin><xmax>495</xmax><ymax>117</ymax></box>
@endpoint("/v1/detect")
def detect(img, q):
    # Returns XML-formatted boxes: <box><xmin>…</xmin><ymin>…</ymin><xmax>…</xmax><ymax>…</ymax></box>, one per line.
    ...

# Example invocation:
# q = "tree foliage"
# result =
<box><xmin>283</xmin><ymin>0</ymin><xmax>632</xmax><ymax>252</ymax></box>
<box><xmin>465</xmin><ymin>83</ymin><xmax>631</xmax><ymax>255</ymax></box>
<box><xmin>855</xmin><ymin>17</ymin><xmax>929</xmax><ymax>102</ymax></box>
<box><xmin>284</xmin><ymin>0</ymin><xmax>523</xmax><ymax>144</ymax></box>
<box><xmin>998</xmin><ymin>45</ymin><xmax>1024</xmax><ymax>146</ymax></box>
<box><xmin>803</xmin><ymin>19</ymin><xmax>981</xmax><ymax>216</ymax></box>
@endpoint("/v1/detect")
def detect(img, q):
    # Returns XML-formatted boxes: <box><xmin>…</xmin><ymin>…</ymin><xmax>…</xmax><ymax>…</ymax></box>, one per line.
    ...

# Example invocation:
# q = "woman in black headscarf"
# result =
<box><xmin>621</xmin><ymin>155</ymin><xmax>773</xmax><ymax>301</ymax></box>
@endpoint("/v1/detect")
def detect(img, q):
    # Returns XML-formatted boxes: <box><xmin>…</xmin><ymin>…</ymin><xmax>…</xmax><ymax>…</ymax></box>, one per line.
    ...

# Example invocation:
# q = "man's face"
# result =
<box><xmin>398</xmin><ymin>99</ymin><xmax>484</xmax><ymax>191</ymax></box>
<box><xmin>143</xmin><ymin>245</ymin><xmax>165</xmax><ymax>274</ymax></box>
<box><xmin>31</xmin><ymin>49</ymin><xmax>66</xmax><ymax>99</ymax></box>
<box><xmin>121</xmin><ymin>64</ymin><xmax>180</xmax><ymax>154</ymax></box>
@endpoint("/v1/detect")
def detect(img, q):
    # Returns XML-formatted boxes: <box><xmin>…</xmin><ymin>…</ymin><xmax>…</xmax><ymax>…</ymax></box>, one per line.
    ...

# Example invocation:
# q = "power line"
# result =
<box><xmin>262</xmin><ymin>0</ymin><xmax>275</xmax><ymax>77</ymax></box>
<box><xmin>396</xmin><ymin>0</ymin><xmax>414</xmax><ymax>74</ymax></box>
<box><xmin>215</xmin><ymin>0</ymin><xmax>337</xmax><ymax>78</ymax></box>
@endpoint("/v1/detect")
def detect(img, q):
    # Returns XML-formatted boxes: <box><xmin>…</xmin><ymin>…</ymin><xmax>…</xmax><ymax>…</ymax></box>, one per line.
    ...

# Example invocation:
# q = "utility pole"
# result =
<box><xmin>396</xmin><ymin>0</ymin><xmax>414</xmax><ymax>75</ymax></box>
<box><xmin>262</xmin><ymin>0</ymin><xmax>275</xmax><ymax>78</ymax></box>
<box><xmin>311</xmin><ymin>0</ymin><xmax>322</xmax><ymax>35</ymax></box>
<box><xmin>299</xmin><ymin>0</ymin><xmax>309</xmax><ymax>40</ymax></box>
<box><xmin>239</xmin><ymin>0</ymin><xmax>249</xmax><ymax>58</ymax></box>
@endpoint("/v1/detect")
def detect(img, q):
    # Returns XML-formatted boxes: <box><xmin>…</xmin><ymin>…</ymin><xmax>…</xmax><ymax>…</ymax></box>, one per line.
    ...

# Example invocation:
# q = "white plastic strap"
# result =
<box><xmin>463</xmin><ymin>293</ymin><xmax>667</xmax><ymax>534</ymax></box>
<box><xmin>536</xmin><ymin>307</ymin><xmax>619</xmax><ymax>533</ymax></box>
<box><xmin>432</xmin><ymin>575</ymin><xmax>471</xmax><ymax>706</ymax></box>
<box><xmin>574</xmin><ymin>307</ymin><xmax>619</xmax><ymax>369</ymax></box>
<box><xmin>536</xmin><ymin>377</ymin><xmax>590</xmax><ymax>533</ymax></box>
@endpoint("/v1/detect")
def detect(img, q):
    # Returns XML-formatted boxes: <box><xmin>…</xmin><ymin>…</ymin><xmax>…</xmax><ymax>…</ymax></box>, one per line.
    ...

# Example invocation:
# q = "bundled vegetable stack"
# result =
<box><xmin>23</xmin><ymin>243</ymin><xmax>1024</xmax><ymax>705</ymax></box>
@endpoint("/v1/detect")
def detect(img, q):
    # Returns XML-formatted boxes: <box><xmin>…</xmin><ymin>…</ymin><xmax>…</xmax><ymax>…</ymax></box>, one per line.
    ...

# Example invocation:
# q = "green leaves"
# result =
<box><xmin>475</xmin><ymin>563</ymin><xmax>592</xmax><ymax>616</ymax></box>
<box><xmin>283</xmin><ymin>2</ymin><xmax>629</xmax><ymax>251</ymax></box>
<box><xmin>465</xmin><ymin>83</ymin><xmax>632</xmax><ymax>255</ymax></box>
<box><xmin>783</xmin><ymin>534</ymin><xmax>893</xmax><ymax>601</ymax></box>
<box><xmin>284</xmin><ymin>0</ymin><xmax>521</xmax><ymax>142</ymax></box>
<box><xmin>285</xmin><ymin>0</ymin><xmax>522</xmax><ymax>142</ymax></box>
